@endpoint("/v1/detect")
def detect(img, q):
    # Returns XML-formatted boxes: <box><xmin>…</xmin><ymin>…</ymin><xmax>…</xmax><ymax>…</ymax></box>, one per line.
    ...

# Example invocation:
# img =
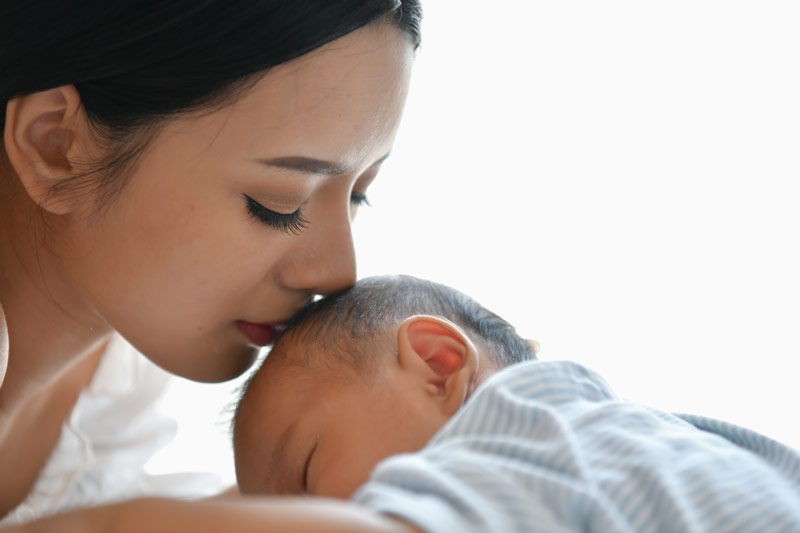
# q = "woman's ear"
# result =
<box><xmin>4</xmin><ymin>85</ymin><xmax>87</xmax><ymax>215</ymax></box>
<box><xmin>396</xmin><ymin>315</ymin><xmax>479</xmax><ymax>416</ymax></box>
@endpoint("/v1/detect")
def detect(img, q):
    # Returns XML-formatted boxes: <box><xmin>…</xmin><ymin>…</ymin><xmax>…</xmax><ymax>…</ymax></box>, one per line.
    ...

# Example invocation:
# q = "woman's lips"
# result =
<box><xmin>236</xmin><ymin>321</ymin><xmax>287</xmax><ymax>347</ymax></box>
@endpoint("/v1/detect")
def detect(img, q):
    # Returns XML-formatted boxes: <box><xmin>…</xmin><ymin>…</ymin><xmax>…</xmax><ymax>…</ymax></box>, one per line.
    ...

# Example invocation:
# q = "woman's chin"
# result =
<box><xmin>143</xmin><ymin>342</ymin><xmax>261</xmax><ymax>383</ymax></box>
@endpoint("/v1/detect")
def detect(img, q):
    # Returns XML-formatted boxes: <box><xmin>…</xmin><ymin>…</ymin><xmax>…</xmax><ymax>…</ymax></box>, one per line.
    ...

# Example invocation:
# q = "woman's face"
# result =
<box><xmin>56</xmin><ymin>25</ymin><xmax>413</xmax><ymax>381</ymax></box>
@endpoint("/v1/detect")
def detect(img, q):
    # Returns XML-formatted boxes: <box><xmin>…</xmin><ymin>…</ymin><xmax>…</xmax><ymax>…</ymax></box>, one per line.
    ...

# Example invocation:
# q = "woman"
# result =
<box><xmin>0</xmin><ymin>0</ymin><xmax>421</xmax><ymax>525</ymax></box>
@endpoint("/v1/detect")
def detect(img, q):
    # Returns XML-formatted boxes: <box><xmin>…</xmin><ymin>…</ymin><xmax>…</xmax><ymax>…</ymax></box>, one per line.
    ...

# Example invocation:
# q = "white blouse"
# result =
<box><xmin>1</xmin><ymin>334</ymin><xmax>227</xmax><ymax>525</ymax></box>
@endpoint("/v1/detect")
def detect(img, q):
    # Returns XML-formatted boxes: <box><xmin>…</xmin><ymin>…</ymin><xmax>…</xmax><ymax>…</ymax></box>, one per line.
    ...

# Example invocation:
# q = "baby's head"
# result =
<box><xmin>232</xmin><ymin>275</ymin><xmax>535</xmax><ymax>498</ymax></box>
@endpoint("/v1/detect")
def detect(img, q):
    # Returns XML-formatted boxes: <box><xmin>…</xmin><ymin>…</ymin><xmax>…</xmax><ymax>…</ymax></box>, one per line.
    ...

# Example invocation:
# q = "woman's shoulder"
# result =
<box><xmin>0</xmin><ymin>300</ymin><xmax>8</xmax><ymax>387</ymax></box>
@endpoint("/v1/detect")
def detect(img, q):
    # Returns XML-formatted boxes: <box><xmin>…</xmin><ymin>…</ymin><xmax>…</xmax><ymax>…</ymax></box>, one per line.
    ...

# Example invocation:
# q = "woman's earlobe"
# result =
<box><xmin>3</xmin><ymin>86</ymin><xmax>86</xmax><ymax>215</ymax></box>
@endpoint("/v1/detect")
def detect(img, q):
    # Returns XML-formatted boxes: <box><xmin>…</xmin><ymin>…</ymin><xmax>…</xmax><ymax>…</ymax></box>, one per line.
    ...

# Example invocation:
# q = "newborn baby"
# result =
<box><xmin>233</xmin><ymin>275</ymin><xmax>800</xmax><ymax>532</ymax></box>
<box><xmin>233</xmin><ymin>275</ymin><xmax>534</xmax><ymax>498</ymax></box>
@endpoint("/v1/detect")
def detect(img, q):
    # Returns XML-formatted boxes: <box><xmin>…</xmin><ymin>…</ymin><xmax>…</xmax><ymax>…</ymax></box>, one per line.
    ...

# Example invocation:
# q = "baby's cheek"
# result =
<box><xmin>232</xmin><ymin>427</ymin><xmax>266</xmax><ymax>493</ymax></box>
<box><xmin>232</xmin><ymin>451</ymin><xmax>258</xmax><ymax>493</ymax></box>
<box><xmin>310</xmin><ymin>455</ymin><xmax>375</xmax><ymax>500</ymax></box>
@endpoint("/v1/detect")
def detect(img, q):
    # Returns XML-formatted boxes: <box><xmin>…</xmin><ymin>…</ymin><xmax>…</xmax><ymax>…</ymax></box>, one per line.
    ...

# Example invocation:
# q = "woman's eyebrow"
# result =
<box><xmin>260</xmin><ymin>153</ymin><xmax>391</xmax><ymax>176</ymax></box>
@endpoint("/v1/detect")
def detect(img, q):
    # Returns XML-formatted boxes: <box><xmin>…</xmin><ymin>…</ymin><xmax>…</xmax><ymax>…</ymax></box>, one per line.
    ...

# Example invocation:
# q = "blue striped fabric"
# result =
<box><xmin>353</xmin><ymin>361</ymin><xmax>800</xmax><ymax>532</ymax></box>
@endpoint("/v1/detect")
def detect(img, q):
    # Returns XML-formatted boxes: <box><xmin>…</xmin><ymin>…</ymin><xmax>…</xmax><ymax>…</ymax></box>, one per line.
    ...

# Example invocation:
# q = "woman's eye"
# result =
<box><xmin>244</xmin><ymin>194</ymin><xmax>308</xmax><ymax>235</ymax></box>
<box><xmin>350</xmin><ymin>191</ymin><xmax>370</xmax><ymax>207</ymax></box>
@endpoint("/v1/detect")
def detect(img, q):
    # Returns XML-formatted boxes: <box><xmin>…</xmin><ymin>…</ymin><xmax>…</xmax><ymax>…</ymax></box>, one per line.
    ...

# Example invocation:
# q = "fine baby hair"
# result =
<box><xmin>266</xmin><ymin>274</ymin><xmax>537</xmax><ymax>374</ymax></box>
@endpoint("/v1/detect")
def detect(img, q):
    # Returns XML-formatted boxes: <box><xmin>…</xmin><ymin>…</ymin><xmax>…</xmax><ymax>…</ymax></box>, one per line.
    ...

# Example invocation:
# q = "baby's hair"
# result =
<box><xmin>269</xmin><ymin>275</ymin><xmax>536</xmax><ymax>374</ymax></box>
<box><xmin>230</xmin><ymin>275</ymin><xmax>536</xmax><ymax>441</ymax></box>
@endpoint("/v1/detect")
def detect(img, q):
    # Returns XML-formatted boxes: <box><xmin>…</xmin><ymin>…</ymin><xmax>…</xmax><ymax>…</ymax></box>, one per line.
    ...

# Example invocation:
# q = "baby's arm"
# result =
<box><xmin>3</xmin><ymin>497</ymin><xmax>420</xmax><ymax>533</ymax></box>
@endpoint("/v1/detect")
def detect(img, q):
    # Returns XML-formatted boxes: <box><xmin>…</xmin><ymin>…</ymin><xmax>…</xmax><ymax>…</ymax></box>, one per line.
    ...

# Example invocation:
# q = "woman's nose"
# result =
<box><xmin>278</xmin><ymin>215</ymin><xmax>357</xmax><ymax>296</ymax></box>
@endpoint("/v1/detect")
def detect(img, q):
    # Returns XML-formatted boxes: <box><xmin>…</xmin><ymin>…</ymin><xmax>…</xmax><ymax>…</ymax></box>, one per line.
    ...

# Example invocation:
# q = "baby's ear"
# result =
<box><xmin>396</xmin><ymin>315</ymin><xmax>478</xmax><ymax>415</ymax></box>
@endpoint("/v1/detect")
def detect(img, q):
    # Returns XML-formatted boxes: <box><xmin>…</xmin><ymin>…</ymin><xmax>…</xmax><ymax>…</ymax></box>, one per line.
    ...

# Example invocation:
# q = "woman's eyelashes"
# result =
<box><xmin>244</xmin><ymin>191</ymin><xmax>369</xmax><ymax>235</ymax></box>
<box><xmin>350</xmin><ymin>191</ymin><xmax>370</xmax><ymax>207</ymax></box>
<box><xmin>244</xmin><ymin>194</ymin><xmax>308</xmax><ymax>235</ymax></box>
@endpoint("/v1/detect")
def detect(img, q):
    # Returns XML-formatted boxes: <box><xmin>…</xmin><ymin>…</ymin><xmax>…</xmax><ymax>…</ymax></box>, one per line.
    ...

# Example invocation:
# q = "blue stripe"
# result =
<box><xmin>354</xmin><ymin>361</ymin><xmax>800</xmax><ymax>533</ymax></box>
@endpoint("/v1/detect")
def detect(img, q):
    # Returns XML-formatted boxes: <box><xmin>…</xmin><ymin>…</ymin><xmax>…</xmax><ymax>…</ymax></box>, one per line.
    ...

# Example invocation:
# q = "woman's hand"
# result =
<box><xmin>1</xmin><ymin>497</ymin><xmax>420</xmax><ymax>533</ymax></box>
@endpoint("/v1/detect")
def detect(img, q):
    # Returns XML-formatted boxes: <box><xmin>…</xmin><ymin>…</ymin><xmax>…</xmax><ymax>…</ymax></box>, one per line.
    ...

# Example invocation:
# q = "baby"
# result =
<box><xmin>233</xmin><ymin>275</ymin><xmax>800</xmax><ymax>532</ymax></box>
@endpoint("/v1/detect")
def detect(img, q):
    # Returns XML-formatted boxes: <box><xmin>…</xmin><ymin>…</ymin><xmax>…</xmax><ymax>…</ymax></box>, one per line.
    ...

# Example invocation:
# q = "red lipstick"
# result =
<box><xmin>236</xmin><ymin>321</ymin><xmax>287</xmax><ymax>347</ymax></box>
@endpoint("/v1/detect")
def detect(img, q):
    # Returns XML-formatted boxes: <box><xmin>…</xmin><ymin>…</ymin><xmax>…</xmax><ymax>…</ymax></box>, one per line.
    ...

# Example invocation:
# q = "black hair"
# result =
<box><xmin>1</xmin><ymin>0</ymin><xmax>422</xmax><ymax>206</ymax></box>
<box><xmin>269</xmin><ymin>275</ymin><xmax>537</xmax><ymax>373</ymax></box>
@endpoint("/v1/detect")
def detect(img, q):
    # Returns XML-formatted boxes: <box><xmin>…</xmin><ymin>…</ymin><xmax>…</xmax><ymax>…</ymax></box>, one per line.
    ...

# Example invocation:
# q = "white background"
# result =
<box><xmin>148</xmin><ymin>1</ymin><xmax>800</xmax><ymax>484</ymax></box>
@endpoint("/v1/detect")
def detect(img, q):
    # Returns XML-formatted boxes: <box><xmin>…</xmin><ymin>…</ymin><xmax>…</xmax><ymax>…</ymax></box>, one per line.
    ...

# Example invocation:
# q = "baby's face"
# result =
<box><xmin>233</xmin><ymin>351</ymin><xmax>452</xmax><ymax>498</ymax></box>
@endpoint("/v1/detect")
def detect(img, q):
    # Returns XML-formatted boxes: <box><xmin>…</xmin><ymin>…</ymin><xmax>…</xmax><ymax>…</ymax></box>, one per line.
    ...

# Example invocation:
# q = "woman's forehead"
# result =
<box><xmin>213</xmin><ymin>25</ymin><xmax>413</xmax><ymax>159</ymax></box>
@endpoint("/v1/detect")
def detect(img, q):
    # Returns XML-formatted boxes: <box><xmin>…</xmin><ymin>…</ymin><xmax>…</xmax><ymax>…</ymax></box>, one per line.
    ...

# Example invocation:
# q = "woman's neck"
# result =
<box><xmin>0</xmin><ymin>162</ymin><xmax>112</xmax><ymax>407</ymax></box>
